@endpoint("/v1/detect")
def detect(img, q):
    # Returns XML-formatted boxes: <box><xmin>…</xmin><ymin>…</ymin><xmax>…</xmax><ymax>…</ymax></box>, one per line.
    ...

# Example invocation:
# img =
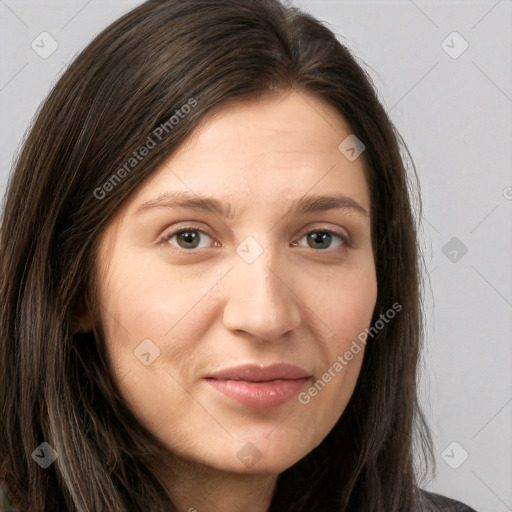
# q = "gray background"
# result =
<box><xmin>1</xmin><ymin>1</ymin><xmax>511</xmax><ymax>510</ymax></box>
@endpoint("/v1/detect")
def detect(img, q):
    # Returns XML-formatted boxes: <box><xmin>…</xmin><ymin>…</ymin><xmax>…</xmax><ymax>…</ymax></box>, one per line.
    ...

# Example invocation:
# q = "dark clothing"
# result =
<box><xmin>0</xmin><ymin>477</ymin><xmax>480</xmax><ymax>511</ymax></box>
<box><xmin>420</xmin><ymin>489</ymin><xmax>479</xmax><ymax>511</ymax></box>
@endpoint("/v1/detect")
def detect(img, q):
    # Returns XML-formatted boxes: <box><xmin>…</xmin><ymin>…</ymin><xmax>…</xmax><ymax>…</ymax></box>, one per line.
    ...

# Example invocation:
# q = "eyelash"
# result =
<box><xmin>159</xmin><ymin>224</ymin><xmax>352</xmax><ymax>254</ymax></box>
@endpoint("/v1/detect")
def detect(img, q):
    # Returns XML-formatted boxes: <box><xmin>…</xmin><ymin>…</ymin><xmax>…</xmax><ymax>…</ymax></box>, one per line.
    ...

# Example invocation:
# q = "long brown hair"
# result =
<box><xmin>0</xmin><ymin>0</ymin><xmax>434</xmax><ymax>510</ymax></box>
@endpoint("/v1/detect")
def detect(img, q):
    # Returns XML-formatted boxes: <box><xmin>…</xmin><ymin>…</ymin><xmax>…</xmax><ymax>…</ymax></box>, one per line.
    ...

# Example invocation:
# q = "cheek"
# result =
<box><xmin>315</xmin><ymin>257</ymin><xmax>378</xmax><ymax>351</ymax></box>
<box><xmin>95</xmin><ymin>254</ymin><xmax>215</xmax><ymax>421</ymax></box>
<box><xmin>98</xmin><ymin>252</ymin><xmax>207</xmax><ymax>359</ymax></box>
<box><xmin>298</xmin><ymin>259</ymin><xmax>376</xmax><ymax>430</ymax></box>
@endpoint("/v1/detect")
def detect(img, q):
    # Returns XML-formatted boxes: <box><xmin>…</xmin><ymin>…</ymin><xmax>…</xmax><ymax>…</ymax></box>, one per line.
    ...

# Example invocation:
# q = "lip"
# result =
<box><xmin>204</xmin><ymin>363</ymin><xmax>312</xmax><ymax>408</ymax></box>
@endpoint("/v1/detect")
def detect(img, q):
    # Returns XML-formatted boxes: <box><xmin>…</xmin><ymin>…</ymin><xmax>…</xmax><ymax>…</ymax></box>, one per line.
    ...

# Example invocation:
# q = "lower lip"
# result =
<box><xmin>205</xmin><ymin>378</ymin><xmax>310</xmax><ymax>408</ymax></box>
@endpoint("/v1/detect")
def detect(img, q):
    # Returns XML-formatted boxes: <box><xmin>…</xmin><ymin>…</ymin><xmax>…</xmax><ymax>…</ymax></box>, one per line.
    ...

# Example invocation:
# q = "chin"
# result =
<box><xmin>198</xmin><ymin>428</ymin><xmax>319</xmax><ymax>475</ymax></box>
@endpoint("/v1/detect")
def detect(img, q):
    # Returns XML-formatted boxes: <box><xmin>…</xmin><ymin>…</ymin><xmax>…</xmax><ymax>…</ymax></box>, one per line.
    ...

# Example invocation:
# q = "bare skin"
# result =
<box><xmin>88</xmin><ymin>88</ymin><xmax>377</xmax><ymax>512</ymax></box>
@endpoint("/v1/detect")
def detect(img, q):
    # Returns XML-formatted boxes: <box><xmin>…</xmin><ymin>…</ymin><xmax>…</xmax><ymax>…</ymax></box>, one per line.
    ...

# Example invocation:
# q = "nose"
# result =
<box><xmin>221</xmin><ymin>246</ymin><xmax>302</xmax><ymax>342</ymax></box>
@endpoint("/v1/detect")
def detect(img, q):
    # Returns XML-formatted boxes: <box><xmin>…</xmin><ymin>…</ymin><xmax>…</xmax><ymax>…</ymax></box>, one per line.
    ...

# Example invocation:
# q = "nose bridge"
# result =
<box><xmin>222</xmin><ymin>240</ymin><xmax>302</xmax><ymax>340</ymax></box>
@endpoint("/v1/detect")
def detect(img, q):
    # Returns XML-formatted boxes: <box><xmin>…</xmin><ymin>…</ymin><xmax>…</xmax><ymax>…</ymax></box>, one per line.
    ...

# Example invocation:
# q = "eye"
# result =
<box><xmin>292</xmin><ymin>228</ymin><xmax>351</xmax><ymax>250</ymax></box>
<box><xmin>160</xmin><ymin>225</ymin><xmax>351</xmax><ymax>253</ymax></box>
<box><xmin>162</xmin><ymin>226</ymin><xmax>215</xmax><ymax>251</ymax></box>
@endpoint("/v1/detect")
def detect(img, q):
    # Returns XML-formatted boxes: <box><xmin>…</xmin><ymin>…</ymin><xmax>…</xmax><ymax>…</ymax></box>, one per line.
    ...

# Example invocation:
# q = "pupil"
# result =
<box><xmin>179</xmin><ymin>230</ymin><xmax>199</xmax><ymax>248</ymax></box>
<box><xmin>309</xmin><ymin>232</ymin><xmax>331</xmax><ymax>249</ymax></box>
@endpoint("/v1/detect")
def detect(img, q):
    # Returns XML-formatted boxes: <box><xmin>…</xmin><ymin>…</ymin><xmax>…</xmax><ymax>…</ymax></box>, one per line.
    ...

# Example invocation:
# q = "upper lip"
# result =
<box><xmin>204</xmin><ymin>363</ymin><xmax>311</xmax><ymax>382</ymax></box>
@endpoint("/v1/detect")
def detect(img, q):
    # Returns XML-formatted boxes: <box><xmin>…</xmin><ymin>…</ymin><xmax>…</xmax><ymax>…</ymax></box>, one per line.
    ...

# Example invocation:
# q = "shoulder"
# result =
<box><xmin>418</xmin><ymin>488</ymin><xmax>479</xmax><ymax>512</ymax></box>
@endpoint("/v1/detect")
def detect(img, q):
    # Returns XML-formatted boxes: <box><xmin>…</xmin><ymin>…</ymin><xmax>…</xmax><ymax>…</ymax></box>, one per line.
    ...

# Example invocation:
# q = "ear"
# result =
<box><xmin>69</xmin><ymin>297</ymin><xmax>93</xmax><ymax>334</ymax></box>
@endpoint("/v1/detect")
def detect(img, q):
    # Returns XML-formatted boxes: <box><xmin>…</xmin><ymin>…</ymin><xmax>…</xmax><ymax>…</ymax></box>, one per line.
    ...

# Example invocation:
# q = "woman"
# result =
<box><xmin>0</xmin><ymin>0</ymin><xmax>478</xmax><ymax>510</ymax></box>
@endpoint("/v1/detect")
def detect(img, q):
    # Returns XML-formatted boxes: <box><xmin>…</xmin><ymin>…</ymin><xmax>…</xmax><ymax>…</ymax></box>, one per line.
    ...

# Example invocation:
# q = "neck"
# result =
<box><xmin>158</xmin><ymin>453</ymin><xmax>279</xmax><ymax>512</ymax></box>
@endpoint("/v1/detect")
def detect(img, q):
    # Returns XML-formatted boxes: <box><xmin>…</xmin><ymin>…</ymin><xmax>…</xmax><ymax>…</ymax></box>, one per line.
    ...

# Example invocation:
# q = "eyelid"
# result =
<box><xmin>160</xmin><ymin>224</ymin><xmax>218</xmax><ymax>252</ymax></box>
<box><xmin>159</xmin><ymin>223</ymin><xmax>353</xmax><ymax>252</ymax></box>
<box><xmin>297</xmin><ymin>224</ymin><xmax>351</xmax><ymax>246</ymax></box>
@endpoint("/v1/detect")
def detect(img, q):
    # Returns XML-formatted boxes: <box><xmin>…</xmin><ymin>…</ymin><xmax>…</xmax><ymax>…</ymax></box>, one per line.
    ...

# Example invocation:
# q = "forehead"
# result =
<box><xmin>128</xmin><ymin>89</ymin><xmax>370</xmax><ymax>215</ymax></box>
<box><xmin>170</xmin><ymin>89</ymin><xmax>359</xmax><ymax>167</ymax></box>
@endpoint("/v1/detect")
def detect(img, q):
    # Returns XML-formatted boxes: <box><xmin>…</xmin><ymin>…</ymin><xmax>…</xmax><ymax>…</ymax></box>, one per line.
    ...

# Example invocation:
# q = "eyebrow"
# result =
<box><xmin>135</xmin><ymin>190</ymin><xmax>369</xmax><ymax>219</ymax></box>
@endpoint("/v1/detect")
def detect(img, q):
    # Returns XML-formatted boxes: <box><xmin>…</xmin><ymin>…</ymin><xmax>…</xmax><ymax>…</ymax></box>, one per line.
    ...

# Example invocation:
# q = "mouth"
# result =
<box><xmin>203</xmin><ymin>363</ymin><xmax>312</xmax><ymax>408</ymax></box>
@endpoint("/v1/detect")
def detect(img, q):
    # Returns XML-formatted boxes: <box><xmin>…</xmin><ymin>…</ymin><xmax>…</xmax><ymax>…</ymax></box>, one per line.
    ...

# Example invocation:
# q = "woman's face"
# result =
<box><xmin>93</xmin><ymin>89</ymin><xmax>377</xmax><ymax>475</ymax></box>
